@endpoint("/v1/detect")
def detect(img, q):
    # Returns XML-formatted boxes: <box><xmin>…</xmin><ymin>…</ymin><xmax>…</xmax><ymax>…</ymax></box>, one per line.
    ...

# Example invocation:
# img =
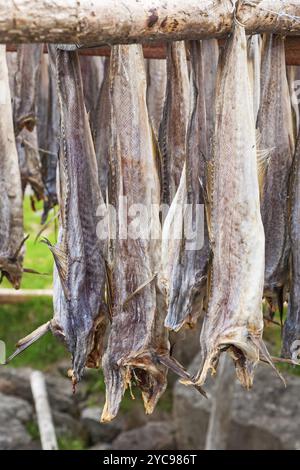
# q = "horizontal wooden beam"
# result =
<box><xmin>1</xmin><ymin>1</ymin><xmax>300</xmax><ymax>45</ymax></box>
<box><xmin>0</xmin><ymin>288</ymin><xmax>52</xmax><ymax>303</ymax></box>
<box><xmin>6</xmin><ymin>37</ymin><xmax>300</xmax><ymax>65</ymax></box>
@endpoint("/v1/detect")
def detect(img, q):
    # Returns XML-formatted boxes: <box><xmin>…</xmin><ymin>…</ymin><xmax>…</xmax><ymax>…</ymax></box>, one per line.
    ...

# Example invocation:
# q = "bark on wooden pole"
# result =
<box><xmin>0</xmin><ymin>0</ymin><xmax>235</xmax><ymax>44</ymax></box>
<box><xmin>1</xmin><ymin>0</ymin><xmax>300</xmax><ymax>45</ymax></box>
<box><xmin>30</xmin><ymin>370</ymin><xmax>58</xmax><ymax>451</ymax></box>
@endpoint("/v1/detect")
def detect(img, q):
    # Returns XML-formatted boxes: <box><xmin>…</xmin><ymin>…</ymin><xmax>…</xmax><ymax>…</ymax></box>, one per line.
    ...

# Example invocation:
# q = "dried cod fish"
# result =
<box><xmin>146</xmin><ymin>58</ymin><xmax>167</xmax><ymax>136</ymax></box>
<box><xmin>159</xmin><ymin>41</ymin><xmax>190</xmax><ymax>204</ymax></box>
<box><xmin>192</xmin><ymin>24</ymin><xmax>271</xmax><ymax>389</ymax></box>
<box><xmin>160</xmin><ymin>41</ymin><xmax>210</xmax><ymax>332</ymax></box>
<box><xmin>41</xmin><ymin>58</ymin><xmax>59</xmax><ymax>223</ymax></box>
<box><xmin>282</xmin><ymin>133</ymin><xmax>300</xmax><ymax>358</ymax></box>
<box><xmin>94</xmin><ymin>57</ymin><xmax>111</xmax><ymax>199</ymax></box>
<box><xmin>202</xmin><ymin>39</ymin><xmax>219</xmax><ymax>159</ymax></box>
<box><xmin>80</xmin><ymin>55</ymin><xmax>104</xmax><ymax>140</ymax></box>
<box><xmin>247</xmin><ymin>34</ymin><xmax>261</xmax><ymax>123</ymax></box>
<box><xmin>14</xmin><ymin>44</ymin><xmax>43</xmax><ymax>135</ymax></box>
<box><xmin>16</xmin><ymin>127</ymin><xmax>44</xmax><ymax>201</ymax></box>
<box><xmin>101</xmin><ymin>44</ymin><xmax>168</xmax><ymax>423</ymax></box>
<box><xmin>257</xmin><ymin>35</ymin><xmax>295</xmax><ymax>319</ymax></box>
<box><xmin>0</xmin><ymin>45</ymin><xmax>24</xmax><ymax>288</ymax></box>
<box><xmin>10</xmin><ymin>47</ymin><xmax>108</xmax><ymax>381</ymax></box>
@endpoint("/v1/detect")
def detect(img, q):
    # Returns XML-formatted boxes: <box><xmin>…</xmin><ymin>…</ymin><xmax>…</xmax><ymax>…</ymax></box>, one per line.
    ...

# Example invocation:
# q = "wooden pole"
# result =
<box><xmin>30</xmin><ymin>370</ymin><xmax>58</xmax><ymax>450</ymax></box>
<box><xmin>1</xmin><ymin>1</ymin><xmax>300</xmax><ymax>45</ymax></box>
<box><xmin>205</xmin><ymin>356</ymin><xmax>235</xmax><ymax>450</ymax></box>
<box><xmin>0</xmin><ymin>288</ymin><xmax>52</xmax><ymax>303</ymax></box>
<box><xmin>6</xmin><ymin>38</ymin><xmax>300</xmax><ymax>65</ymax></box>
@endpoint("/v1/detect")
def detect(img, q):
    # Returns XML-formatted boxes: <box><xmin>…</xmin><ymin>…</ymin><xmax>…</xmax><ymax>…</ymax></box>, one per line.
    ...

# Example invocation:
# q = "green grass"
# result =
<box><xmin>58</xmin><ymin>435</ymin><xmax>86</xmax><ymax>450</ymax></box>
<box><xmin>0</xmin><ymin>298</ymin><xmax>67</xmax><ymax>368</ymax></box>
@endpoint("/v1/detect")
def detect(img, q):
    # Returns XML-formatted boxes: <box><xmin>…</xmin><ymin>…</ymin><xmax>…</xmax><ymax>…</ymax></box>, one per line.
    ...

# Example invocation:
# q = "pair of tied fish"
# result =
<box><xmin>177</xmin><ymin>25</ymin><xmax>282</xmax><ymax>388</ymax></box>
<box><xmin>8</xmin><ymin>47</ymin><xmax>108</xmax><ymax>385</ymax></box>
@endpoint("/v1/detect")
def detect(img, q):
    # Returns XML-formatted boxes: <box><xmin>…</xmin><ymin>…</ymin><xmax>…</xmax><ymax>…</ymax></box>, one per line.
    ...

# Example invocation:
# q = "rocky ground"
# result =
<box><xmin>0</xmin><ymin>336</ymin><xmax>299</xmax><ymax>450</ymax></box>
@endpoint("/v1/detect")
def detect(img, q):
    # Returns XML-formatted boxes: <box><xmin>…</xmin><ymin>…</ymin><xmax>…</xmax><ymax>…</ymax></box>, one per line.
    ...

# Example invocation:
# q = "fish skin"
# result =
<box><xmin>247</xmin><ymin>34</ymin><xmax>261</xmax><ymax>123</ymax></box>
<box><xmin>79</xmin><ymin>55</ymin><xmax>104</xmax><ymax>141</ymax></box>
<box><xmin>287</xmin><ymin>66</ymin><xmax>300</xmax><ymax>143</ymax></box>
<box><xmin>257</xmin><ymin>35</ymin><xmax>294</xmax><ymax>315</ymax></box>
<box><xmin>161</xmin><ymin>41</ymin><xmax>210</xmax><ymax>332</ymax></box>
<box><xmin>101</xmin><ymin>44</ymin><xmax>168</xmax><ymax>423</ymax></box>
<box><xmin>41</xmin><ymin>55</ymin><xmax>59</xmax><ymax>223</ymax></box>
<box><xmin>14</xmin><ymin>44</ymin><xmax>43</xmax><ymax>135</ymax></box>
<box><xmin>146</xmin><ymin>58</ymin><xmax>167</xmax><ymax>136</ymax></box>
<box><xmin>47</xmin><ymin>46</ymin><xmax>108</xmax><ymax>382</ymax></box>
<box><xmin>16</xmin><ymin>127</ymin><xmax>44</xmax><ymax>201</ymax></box>
<box><xmin>94</xmin><ymin>57</ymin><xmax>111</xmax><ymax>199</ymax></box>
<box><xmin>282</xmin><ymin>134</ymin><xmax>300</xmax><ymax>358</ymax></box>
<box><xmin>195</xmin><ymin>24</ymin><xmax>265</xmax><ymax>389</ymax></box>
<box><xmin>158</xmin><ymin>41</ymin><xmax>190</xmax><ymax>205</ymax></box>
<box><xmin>201</xmin><ymin>39</ymin><xmax>219</xmax><ymax>160</ymax></box>
<box><xmin>0</xmin><ymin>45</ymin><xmax>24</xmax><ymax>288</ymax></box>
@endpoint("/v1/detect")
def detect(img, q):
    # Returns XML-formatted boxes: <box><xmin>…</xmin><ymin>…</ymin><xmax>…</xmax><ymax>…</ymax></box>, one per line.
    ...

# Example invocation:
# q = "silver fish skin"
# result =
<box><xmin>94</xmin><ymin>57</ymin><xmax>111</xmax><ymax>199</ymax></box>
<box><xmin>159</xmin><ymin>41</ymin><xmax>190</xmax><ymax>205</ymax></box>
<box><xmin>101</xmin><ymin>44</ymin><xmax>168</xmax><ymax>423</ymax></box>
<box><xmin>0</xmin><ymin>45</ymin><xmax>24</xmax><ymax>288</ymax></box>
<box><xmin>161</xmin><ymin>41</ymin><xmax>210</xmax><ymax>332</ymax></box>
<box><xmin>257</xmin><ymin>35</ymin><xmax>295</xmax><ymax>316</ymax></box>
<box><xmin>146</xmin><ymin>58</ymin><xmax>167</xmax><ymax>136</ymax></box>
<box><xmin>194</xmin><ymin>24</ymin><xmax>265</xmax><ymax>389</ymax></box>
<box><xmin>47</xmin><ymin>46</ymin><xmax>108</xmax><ymax>382</ymax></box>
<box><xmin>282</xmin><ymin>134</ymin><xmax>300</xmax><ymax>358</ymax></box>
<box><xmin>14</xmin><ymin>44</ymin><xmax>43</xmax><ymax>134</ymax></box>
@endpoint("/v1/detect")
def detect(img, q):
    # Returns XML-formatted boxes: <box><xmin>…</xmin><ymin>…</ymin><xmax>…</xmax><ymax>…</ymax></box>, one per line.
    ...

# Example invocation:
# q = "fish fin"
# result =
<box><xmin>23</xmin><ymin>268</ymin><xmax>50</xmax><ymax>276</ymax></box>
<box><xmin>256</xmin><ymin>128</ymin><xmax>272</xmax><ymax>196</ymax></box>
<box><xmin>157</xmin><ymin>353</ymin><xmax>207</xmax><ymax>398</ymax></box>
<box><xmin>36</xmin><ymin>210</ymin><xmax>60</xmax><ymax>242</ymax></box>
<box><xmin>12</xmin><ymin>234</ymin><xmax>30</xmax><ymax>260</ymax></box>
<box><xmin>251</xmin><ymin>336</ymin><xmax>286</xmax><ymax>387</ymax></box>
<box><xmin>123</xmin><ymin>272</ymin><xmax>158</xmax><ymax>308</ymax></box>
<box><xmin>40</xmin><ymin>237</ymin><xmax>70</xmax><ymax>299</ymax></box>
<box><xmin>5</xmin><ymin>321</ymin><xmax>51</xmax><ymax>363</ymax></box>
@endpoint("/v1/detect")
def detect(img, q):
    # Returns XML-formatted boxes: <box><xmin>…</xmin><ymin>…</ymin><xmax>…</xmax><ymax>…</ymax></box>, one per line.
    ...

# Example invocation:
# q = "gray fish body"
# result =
<box><xmin>282</xmin><ymin>135</ymin><xmax>300</xmax><ymax>358</ymax></box>
<box><xmin>162</xmin><ymin>41</ymin><xmax>210</xmax><ymax>332</ymax></box>
<box><xmin>49</xmin><ymin>46</ymin><xmax>107</xmax><ymax>382</ymax></box>
<box><xmin>94</xmin><ymin>57</ymin><xmax>111</xmax><ymax>198</ymax></box>
<box><xmin>0</xmin><ymin>46</ymin><xmax>24</xmax><ymax>288</ymax></box>
<box><xmin>196</xmin><ymin>25</ymin><xmax>265</xmax><ymax>389</ymax></box>
<box><xmin>146</xmin><ymin>58</ymin><xmax>167</xmax><ymax>136</ymax></box>
<box><xmin>79</xmin><ymin>56</ymin><xmax>104</xmax><ymax>140</ymax></box>
<box><xmin>159</xmin><ymin>41</ymin><xmax>190</xmax><ymax>204</ymax></box>
<box><xmin>102</xmin><ymin>45</ymin><xmax>168</xmax><ymax>423</ymax></box>
<box><xmin>41</xmin><ymin>58</ymin><xmax>60</xmax><ymax>222</ymax></box>
<box><xmin>14</xmin><ymin>44</ymin><xmax>43</xmax><ymax>134</ymax></box>
<box><xmin>202</xmin><ymin>39</ymin><xmax>219</xmax><ymax>160</ymax></box>
<box><xmin>16</xmin><ymin>127</ymin><xmax>44</xmax><ymax>200</ymax></box>
<box><xmin>257</xmin><ymin>35</ymin><xmax>294</xmax><ymax>311</ymax></box>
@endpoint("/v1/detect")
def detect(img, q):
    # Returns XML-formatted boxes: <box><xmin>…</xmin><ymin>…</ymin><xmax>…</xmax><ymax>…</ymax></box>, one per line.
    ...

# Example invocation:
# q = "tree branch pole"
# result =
<box><xmin>30</xmin><ymin>371</ymin><xmax>58</xmax><ymax>451</ymax></box>
<box><xmin>0</xmin><ymin>1</ymin><xmax>300</xmax><ymax>45</ymax></box>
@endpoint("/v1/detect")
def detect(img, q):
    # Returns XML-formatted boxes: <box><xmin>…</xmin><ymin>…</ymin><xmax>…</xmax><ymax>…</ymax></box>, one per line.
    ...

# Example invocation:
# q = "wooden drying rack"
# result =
<box><xmin>1</xmin><ymin>1</ymin><xmax>300</xmax><ymax>64</ymax></box>
<box><xmin>6</xmin><ymin>38</ymin><xmax>300</xmax><ymax>66</ymax></box>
